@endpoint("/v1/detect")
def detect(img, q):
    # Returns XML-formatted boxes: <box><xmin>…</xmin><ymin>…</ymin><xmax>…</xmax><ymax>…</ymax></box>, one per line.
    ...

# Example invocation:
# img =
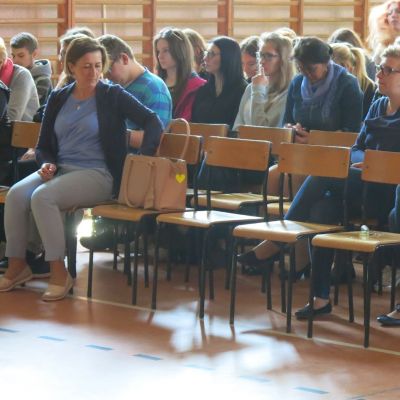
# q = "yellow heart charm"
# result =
<box><xmin>175</xmin><ymin>174</ymin><xmax>186</xmax><ymax>183</ymax></box>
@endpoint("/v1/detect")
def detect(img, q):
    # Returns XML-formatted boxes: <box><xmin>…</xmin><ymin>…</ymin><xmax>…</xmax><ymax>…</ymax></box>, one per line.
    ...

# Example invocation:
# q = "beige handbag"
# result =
<box><xmin>118</xmin><ymin>119</ymin><xmax>190</xmax><ymax>211</ymax></box>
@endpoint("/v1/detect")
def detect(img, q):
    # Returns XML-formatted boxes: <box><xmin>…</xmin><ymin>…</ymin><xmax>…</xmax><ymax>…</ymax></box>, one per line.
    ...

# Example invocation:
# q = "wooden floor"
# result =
<box><xmin>0</xmin><ymin>239</ymin><xmax>399</xmax><ymax>399</ymax></box>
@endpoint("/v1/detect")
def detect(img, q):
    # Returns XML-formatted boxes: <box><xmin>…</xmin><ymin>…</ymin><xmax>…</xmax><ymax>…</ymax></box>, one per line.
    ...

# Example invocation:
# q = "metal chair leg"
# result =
<box><xmin>151</xmin><ymin>222</ymin><xmax>162</xmax><ymax>310</ymax></box>
<box><xmin>286</xmin><ymin>244</ymin><xmax>295</xmax><ymax>333</ymax></box>
<box><xmin>229</xmin><ymin>238</ymin><xmax>239</xmax><ymax>325</ymax></box>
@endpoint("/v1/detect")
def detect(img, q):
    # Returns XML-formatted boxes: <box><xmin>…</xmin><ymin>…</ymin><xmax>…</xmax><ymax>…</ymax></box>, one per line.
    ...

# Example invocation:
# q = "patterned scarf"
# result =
<box><xmin>301</xmin><ymin>61</ymin><xmax>346</xmax><ymax>121</ymax></box>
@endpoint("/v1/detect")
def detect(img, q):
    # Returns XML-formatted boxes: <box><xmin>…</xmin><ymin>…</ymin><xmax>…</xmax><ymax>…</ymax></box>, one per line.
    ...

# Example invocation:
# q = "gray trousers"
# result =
<box><xmin>5</xmin><ymin>165</ymin><xmax>113</xmax><ymax>261</ymax></box>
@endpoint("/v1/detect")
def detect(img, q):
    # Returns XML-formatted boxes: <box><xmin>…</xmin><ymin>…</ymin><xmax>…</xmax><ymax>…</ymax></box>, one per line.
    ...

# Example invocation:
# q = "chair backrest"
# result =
<box><xmin>158</xmin><ymin>133</ymin><xmax>202</xmax><ymax>166</ymax></box>
<box><xmin>309</xmin><ymin>130</ymin><xmax>358</xmax><ymax>148</ymax></box>
<box><xmin>278</xmin><ymin>143</ymin><xmax>351</xmax><ymax>179</ymax></box>
<box><xmin>362</xmin><ymin>150</ymin><xmax>400</xmax><ymax>184</ymax></box>
<box><xmin>11</xmin><ymin>121</ymin><xmax>41</xmax><ymax>149</ymax></box>
<box><xmin>169</xmin><ymin>121</ymin><xmax>229</xmax><ymax>150</ymax></box>
<box><xmin>238</xmin><ymin>125</ymin><xmax>293</xmax><ymax>157</ymax></box>
<box><xmin>206</xmin><ymin>136</ymin><xmax>271</xmax><ymax>171</ymax></box>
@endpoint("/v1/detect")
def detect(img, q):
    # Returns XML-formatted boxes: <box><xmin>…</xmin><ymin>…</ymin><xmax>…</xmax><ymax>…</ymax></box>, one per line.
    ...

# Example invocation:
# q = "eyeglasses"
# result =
<box><xmin>295</xmin><ymin>62</ymin><xmax>320</xmax><ymax>75</ymax></box>
<box><xmin>203</xmin><ymin>50</ymin><xmax>220</xmax><ymax>59</ymax></box>
<box><xmin>256</xmin><ymin>51</ymin><xmax>279</xmax><ymax>61</ymax></box>
<box><xmin>376</xmin><ymin>64</ymin><xmax>400</xmax><ymax>76</ymax></box>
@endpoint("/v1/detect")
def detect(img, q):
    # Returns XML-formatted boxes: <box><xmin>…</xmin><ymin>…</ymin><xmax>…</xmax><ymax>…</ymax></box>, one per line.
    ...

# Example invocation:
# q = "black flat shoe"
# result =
<box><xmin>238</xmin><ymin>251</ymin><xmax>278</xmax><ymax>275</ymax></box>
<box><xmin>376</xmin><ymin>315</ymin><xmax>400</xmax><ymax>326</ymax></box>
<box><xmin>295</xmin><ymin>302</ymin><xmax>332</xmax><ymax>320</ymax></box>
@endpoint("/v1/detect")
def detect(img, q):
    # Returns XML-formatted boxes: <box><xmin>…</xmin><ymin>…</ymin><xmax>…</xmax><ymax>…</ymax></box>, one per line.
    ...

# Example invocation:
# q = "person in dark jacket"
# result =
<box><xmin>0</xmin><ymin>36</ymin><xmax>163</xmax><ymax>301</ymax></box>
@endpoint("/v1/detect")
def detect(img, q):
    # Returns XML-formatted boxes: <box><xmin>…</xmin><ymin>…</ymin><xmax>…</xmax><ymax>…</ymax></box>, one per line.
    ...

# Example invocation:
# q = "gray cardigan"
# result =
<box><xmin>233</xmin><ymin>83</ymin><xmax>288</xmax><ymax>130</ymax></box>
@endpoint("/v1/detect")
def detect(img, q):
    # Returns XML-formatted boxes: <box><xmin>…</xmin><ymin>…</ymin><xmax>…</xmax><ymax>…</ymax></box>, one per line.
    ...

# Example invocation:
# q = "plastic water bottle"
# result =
<box><xmin>360</xmin><ymin>225</ymin><xmax>370</xmax><ymax>239</ymax></box>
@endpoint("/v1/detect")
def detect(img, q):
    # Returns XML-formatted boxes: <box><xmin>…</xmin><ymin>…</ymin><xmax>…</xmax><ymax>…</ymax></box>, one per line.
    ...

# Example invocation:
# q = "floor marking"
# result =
<box><xmin>0</xmin><ymin>327</ymin><xmax>18</xmax><ymax>333</ymax></box>
<box><xmin>38</xmin><ymin>336</ymin><xmax>65</xmax><ymax>342</ymax></box>
<box><xmin>184</xmin><ymin>364</ymin><xmax>215</xmax><ymax>371</ymax></box>
<box><xmin>347</xmin><ymin>386</ymin><xmax>400</xmax><ymax>399</ymax></box>
<box><xmin>85</xmin><ymin>344</ymin><xmax>113</xmax><ymax>351</ymax></box>
<box><xmin>239</xmin><ymin>375</ymin><xmax>271</xmax><ymax>383</ymax></box>
<box><xmin>294</xmin><ymin>386</ymin><xmax>329</xmax><ymax>395</ymax></box>
<box><xmin>42</xmin><ymin>295</ymin><xmax>400</xmax><ymax>357</ymax></box>
<box><xmin>133</xmin><ymin>353</ymin><xmax>162</xmax><ymax>361</ymax></box>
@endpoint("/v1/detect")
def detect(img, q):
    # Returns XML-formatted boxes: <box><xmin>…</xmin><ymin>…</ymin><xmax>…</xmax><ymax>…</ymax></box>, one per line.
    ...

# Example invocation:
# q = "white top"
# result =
<box><xmin>233</xmin><ymin>82</ymin><xmax>288</xmax><ymax>131</ymax></box>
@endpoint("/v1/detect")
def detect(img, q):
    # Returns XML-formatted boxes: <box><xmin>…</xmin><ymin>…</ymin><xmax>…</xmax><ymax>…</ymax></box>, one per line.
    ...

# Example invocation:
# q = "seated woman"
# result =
<box><xmin>377</xmin><ymin>184</ymin><xmax>400</xmax><ymax>326</ymax></box>
<box><xmin>183</xmin><ymin>28</ymin><xmax>208</xmax><ymax>80</ymax></box>
<box><xmin>328</xmin><ymin>28</ymin><xmax>376</xmax><ymax>82</ymax></box>
<box><xmin>294</xmin><ymin>44</ymin><xmax>400</xmax><ymax>318</ymax></box>
<box><xmin>0</xmin><ymin>36</ymin><xmax>163</xmax><ymax>301</ymax></box>
<box><xmin>284</xmin><ymin>36</ymin><xmax>363</xmax><ymax>144</ymax></box>
<box><xmin>192</xmin><ymin>36</ymin><xmax>247</xmax><ymax>129</ymax></box>
<box><xmin>154</xmin><ymin>27</ymin><xmax>205</xmax><ymax>121</ymax></box>
<box><xmin>240</xmin><ymin>35</ymin><xmax>259</xmax><ymax>83</ymax></box>
<box><xmin>331</xmin><ymin>42</ymin><xmax>377</xmax><ymax>118</ymax></box>
<box><xmin>239</xmin><ymin>37</ymin><xmax>364</xmax><ymax>271</ymax></box>
<box><xmin>233</xmin><ymin>31</ymin><xmax>294</xmax><ymax>130</ymax></box>
<box><xmin>368</xmin><ymin>1</ymin><xmax>400</xmax><ymax>64</ymax></box>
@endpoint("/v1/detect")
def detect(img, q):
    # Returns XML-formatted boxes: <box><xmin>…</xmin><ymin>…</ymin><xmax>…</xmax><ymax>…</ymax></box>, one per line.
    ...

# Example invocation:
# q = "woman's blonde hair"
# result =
<box><xmin>259</xmin><ymin>32</ymin><xmax>295</xmax><ymax>112</ymax></box>
<box><xmin>0</xmin><ymin>37</ymin><xmax>8</xmax><ymax>62</ymax></box>
<box><xmin>331</xmin><ymin>42</ymin><xmax>375</xmax><ymax>92</ymax></box>
<box><xmin>368</xmin><ymin>1</ymin><xmax>400</xmax><ymax>53</ymax></box>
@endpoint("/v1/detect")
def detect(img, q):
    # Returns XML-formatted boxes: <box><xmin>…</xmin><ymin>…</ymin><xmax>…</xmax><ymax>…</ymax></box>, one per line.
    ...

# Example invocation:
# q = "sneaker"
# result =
<box><xmin>374</xmin><ymin>266</ymin><xmax>400</xmax><ymax>292</ymax></box>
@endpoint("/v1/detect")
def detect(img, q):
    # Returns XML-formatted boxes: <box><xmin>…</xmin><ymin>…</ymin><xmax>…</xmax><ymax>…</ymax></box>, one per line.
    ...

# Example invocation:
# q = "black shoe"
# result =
<box><xmin>26</xmin><ymin>251</ymin><xmax>50</xmax><ymax>279</ymax></box>
<box><xmin>238</xmin><ymin>251</ymin><xmax>278</xmax><ymax>276</ymax></box>
<box><xmin>0</xmin><ymin>257</ymin><xmax>8</xmax><ymax>273</ymax></box>
<box><xmin>295</xmin><ymin>302</ymin><xmax>332</xmax><ymax>320</ymax></box>
<box><xmin>376</xmin><ymin>315</ymin><xmax>400</xmax><ymax>326</ymax></box>
<box><xmin>80</xmin><ymin>217</ymin><xmax>117</xmax><ymax>251</ymax></box>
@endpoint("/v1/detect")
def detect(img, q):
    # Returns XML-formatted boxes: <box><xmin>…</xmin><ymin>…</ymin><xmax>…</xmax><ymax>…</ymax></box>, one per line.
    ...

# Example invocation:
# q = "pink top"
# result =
<box><xmin>174</xmin><ymin>74</ymin><xmax>206</xmax><ymax>121</ymax></box>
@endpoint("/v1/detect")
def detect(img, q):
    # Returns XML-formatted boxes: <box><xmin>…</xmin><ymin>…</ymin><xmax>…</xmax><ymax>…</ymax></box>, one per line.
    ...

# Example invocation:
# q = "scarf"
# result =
<box><xmin>0</xmin><ymin>58</ymin><xmax>14</xmax><ymax>87</ymax></box>
<box><xmin>300</xmin><ymin>61</ymin><xmax>346</xmax><ymax>121</ymax></box>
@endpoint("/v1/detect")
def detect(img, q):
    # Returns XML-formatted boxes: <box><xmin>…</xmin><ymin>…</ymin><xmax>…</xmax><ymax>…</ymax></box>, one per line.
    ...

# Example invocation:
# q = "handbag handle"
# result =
<box><xmin>157</xmin><ymin>118</ymin><xmax>190</xmax><ymax>160</ymax></box>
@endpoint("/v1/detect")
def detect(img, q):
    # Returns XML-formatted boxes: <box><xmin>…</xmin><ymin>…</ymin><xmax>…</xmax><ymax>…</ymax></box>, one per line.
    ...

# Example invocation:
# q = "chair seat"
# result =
<box><xmin>233</xmin><ymin>220</ymin><xmax>344</xmax><ymax>243</ymax></box>
<box><xmin>92</xmin><ymin>203</ymin><xmax>161</xmax><ymax>222</ymax></box>
<box><xmin>186</xmin><ymin>188</ymin><xmax>222</xmax><ymax>197</ymax></box>
<box><xmin>0</xmin><ymin>188</ymin><xmax>8</xmax><ymax>204</ymax></box>
<box><xmin>157</xmin><ymin>209</ymin><xmax>262</xmax><ymax>228</ymax></box>
<box><xmin>312</xmin><ymin>230</ymin><xmax>400</xmax><ymax>253</ymax></box>
<box><xmin>196</xmin><ymin>193</ymin><xmax>281</xmax><ymax>210</ymax></box>
<box><xmin>266</xmin><ymin>201</ymin><xmax>291</xmax><ymax>216</ymax></box>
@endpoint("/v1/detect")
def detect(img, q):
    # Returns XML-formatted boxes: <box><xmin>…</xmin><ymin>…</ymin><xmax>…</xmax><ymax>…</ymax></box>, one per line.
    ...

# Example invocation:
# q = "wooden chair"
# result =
<box><xmin>169</xmin><ymin>120</ymin><xmax>229</xmax><ymax>151</ymax></box>
<box><xmin>309</xmin><ymin>149</ymin><xmax>400</xmax><ymax>348</ymax></box>
<box><xmin>86</xmin><ymin>134</ymin><xmax>203</xmax><ymax>304</ymax></box>
<box><xmin>230</xmin><ymin>143</ymin><xmax>352</xmax><ymax>332</ymax></box>
<box><xmin>309</xmin><ymin>130</ymin><xmax>358</xmax><ymax>148</ymax></box>
<box><xmin>193</xmin><ymin>126</ymin><xmax>293</xmax><ymax>215</ymax></box>
<box><xmin>0</xmin><ymin>121</ymin><xmax>41</xmax><ymax>205</ymax></box>
<box><xmin>152</xmin><ymin>136</ymin><xmax>272</xmax><ymax>318</ymax></box>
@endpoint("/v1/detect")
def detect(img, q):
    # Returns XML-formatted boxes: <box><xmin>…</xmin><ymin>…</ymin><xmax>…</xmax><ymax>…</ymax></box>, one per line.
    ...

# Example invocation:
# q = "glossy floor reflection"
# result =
<box><xmin>0</xmin><ymin>243</ymin><xmax>399</xmax><ymax>400</ymax></box>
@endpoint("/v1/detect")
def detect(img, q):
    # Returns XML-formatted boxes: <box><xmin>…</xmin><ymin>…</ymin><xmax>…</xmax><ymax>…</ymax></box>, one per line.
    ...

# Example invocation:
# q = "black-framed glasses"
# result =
<box><xmin>376</xmin><ymin>64</ymin><xmax>400</xmax><ymax>76</ymax></box>
<box><xmin>203</xmin><ymin>50</ymin><xmax>220</xmax><ymax>59</ymax></box>
<box><xmin>256</xmin><ymin>51</ymin><xmax>279</xmax><ymax>61</ymax></box>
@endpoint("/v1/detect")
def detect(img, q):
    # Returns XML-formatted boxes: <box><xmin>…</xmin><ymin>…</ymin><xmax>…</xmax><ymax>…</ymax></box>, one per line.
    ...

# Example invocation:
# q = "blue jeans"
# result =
<box><xmin>286</xmin><ymin>168</ymin><xmax>395</xmax><ymax>299</ymax></box>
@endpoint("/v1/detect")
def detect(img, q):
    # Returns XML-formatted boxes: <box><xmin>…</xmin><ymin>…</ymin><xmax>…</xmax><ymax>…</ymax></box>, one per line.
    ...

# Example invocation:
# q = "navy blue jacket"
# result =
<box><xmin>36</xmin><ymin>80</ymin><xmax>163</xmax><ymax>193</ymax></box>
<box><xmin>283</xmin><ymin>72</ymin><xmax>363</xmax><ymax>132</ymax></box>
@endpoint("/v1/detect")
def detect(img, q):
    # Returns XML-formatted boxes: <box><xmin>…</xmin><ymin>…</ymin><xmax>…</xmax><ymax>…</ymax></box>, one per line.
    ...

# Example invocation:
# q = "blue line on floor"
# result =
<box><xmin>133</xmin><ymin>353</ymin><xmax>162</xmax><ymax>361</ymax></box>
<box><xmin>184</xmin><ymin>364</ymin><xmax>215</xmax><ymax>371</ymax></box>
<box><xmin>294</xmin><ymin>386</ymin><xmax>329</xmax><ymax>395</ymax></box>
<box><xmin>85</xmin><ymin>344</ymin><xmax>113</xmax><ymax>351</ymax></box>
<box><xmin>0</xmin><ymin>327</ymin><xmax>18</xmax><ymax>333</ymax></box>
<box><xmin>239</xmin><ymin>375</ymin><xmax>271</xmax><ymax>383</ymax></box>
<box><xmin>38</xmin><ymin>336</ymin><xmax>65</xmax><ymax>342</ymax></box>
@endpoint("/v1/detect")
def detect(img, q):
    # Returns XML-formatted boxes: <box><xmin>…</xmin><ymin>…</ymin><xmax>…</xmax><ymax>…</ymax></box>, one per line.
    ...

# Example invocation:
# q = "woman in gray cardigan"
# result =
<box><xmin>0</xmin><ymin>37</ymin><xmax>163</xmax><ymax>301</ymax></box>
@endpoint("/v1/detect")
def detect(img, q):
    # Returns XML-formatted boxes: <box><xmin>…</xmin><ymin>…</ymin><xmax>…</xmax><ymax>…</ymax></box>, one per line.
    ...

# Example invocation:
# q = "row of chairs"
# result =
<box><xmin>3</xmin><ymin>121</ymin><xmax>395</xmax><ymax>348</ymax></box>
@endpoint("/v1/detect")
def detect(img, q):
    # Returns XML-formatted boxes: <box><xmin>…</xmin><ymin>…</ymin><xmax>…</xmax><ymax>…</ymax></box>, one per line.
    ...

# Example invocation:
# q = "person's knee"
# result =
<box><xmin>6</xmin><ymin>184</ymin><xmax>31</xmax><ymax>209</ymax></box>
<box><xmin>30</xmin><ymin>185</ymin><xmax>53</xmax><ymax>214</ymax></box>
